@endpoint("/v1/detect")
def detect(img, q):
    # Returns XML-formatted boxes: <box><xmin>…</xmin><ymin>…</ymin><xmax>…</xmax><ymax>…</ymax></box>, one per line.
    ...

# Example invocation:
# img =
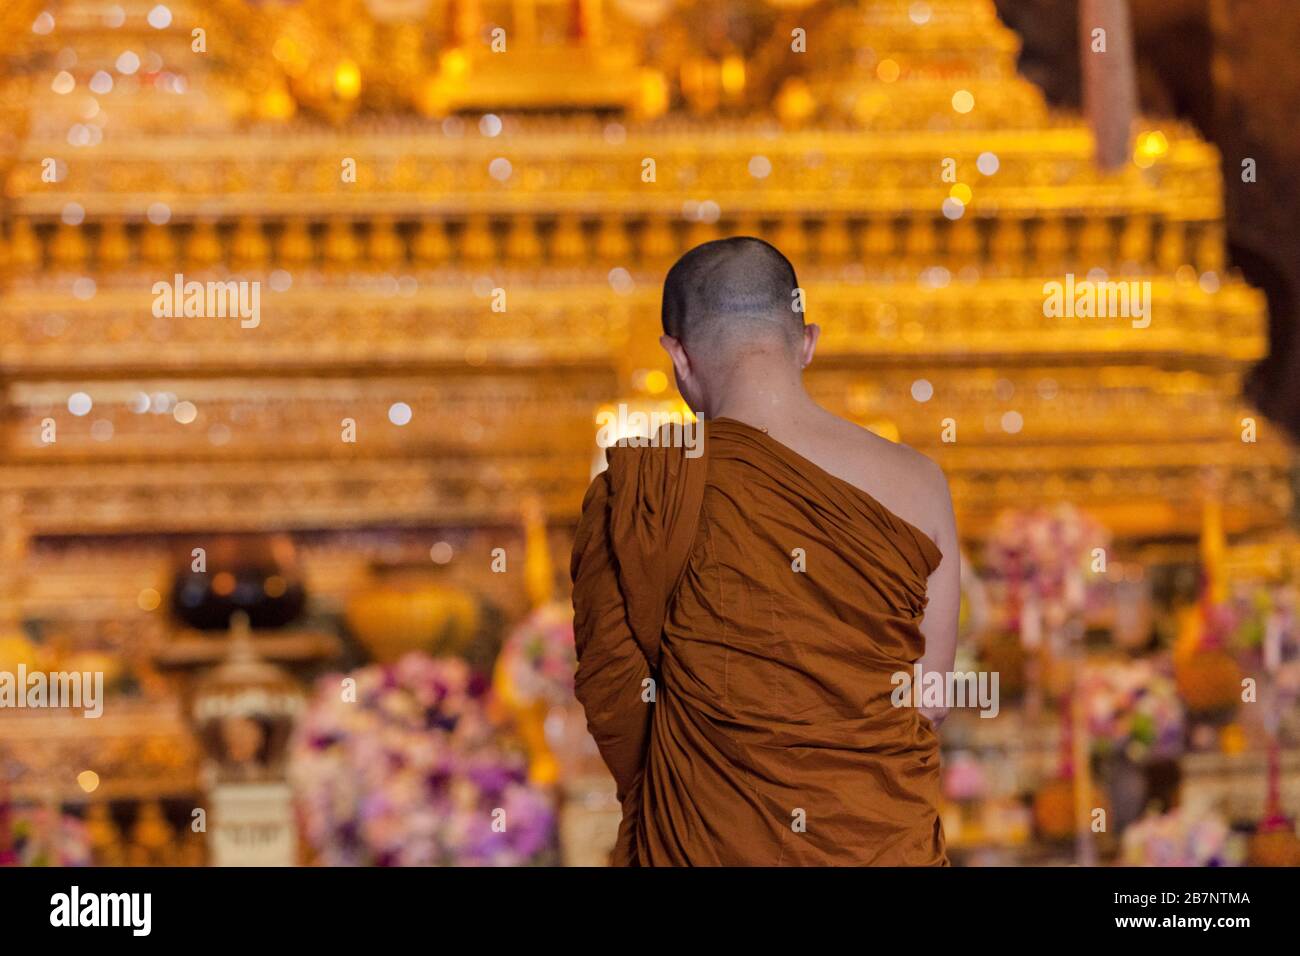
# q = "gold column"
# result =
<box><xmin>1157</xmin><ymin>220</ymin><xmax>1186</xmax><ymax>272</ymax></box>
<box><xmin>461</xmin><ymin>214</ymin><xmax>496</xmax><ymax>263</ymax></box>
<box><xmin>551</xmin><ymin>215</ymin><xmax>587</xmax><ymax>263</ymax></box>
<box><xmin>1077</xmin><ymin>214</ymin><xmax>1112</xmax><ymax>264</ymax></box>
<box><xmin>989</xmin><ymin>217</ymin><xmax>1025</xmax><ymax>269</ymax></box>
<box><xmin>8</xmin><ymin>219</ymin><xmax>41</xmax><ymax>269</ymax></box>
<box><xmin>580</xmin><ymin>0</ymin><xmax>604</xmax><ymax>46</ymax></box>
<box><xmin>946</xmin><ymin>216</ymin><xmax>980</xmax><ymax>261</ymax></box>
<box><xmin>140</xmin><ymin>222</ymin><xmax>176</xmax><ymax>265</ymax></box>
<box><xmin>774</xmin><ymin>214</ymin><xmax>807</xmax><ymax>260</ymax></box>
<box><xmin>505</xmin><ymin>214</ymin><xmax>542</xmax><ymax>263</ymax></box>
<box><xmin>904</xmin><ymin>213</ymin><xmax>935</xmax><ymax>259</ymax></box>
<box><xmin>412</xmin><ymin>219</ymin><xmax>452</xmax><ymax>265</ymax></box>
<box><xmin>1118</xmin><ymin>214</ymin><xmax>1151</xmax><ymax>265</ymax></box>
<box><xmin>1035</xmin><ymin>217</ymin><xmax>1068</xmax><ymax>271</ymax></box>
<box><xmin>231</xmin><ymin>217</ymin><xmax>269</xmax><ymax>268</ymax></box>
<box><xmin>323</xmin><ymin>218</ymin><xmax>360</xmax><ymax>265</ymax></box>
<box><xmin>861</xmin><ymin>216</ymin><xmax>894</xmax><ymax>261</ymax></box>
<box><xmin>366</xmin><ymin>216</ymin><xmax>404</xmax><ymax>266</ymax></box>
<box><xmin>186</xmin><ymin>221</ymin><xmax>223</xmax><ymax>267</ymax></box>
<box><xmin>595</xmin><ymin>215</ymin><xmax>630</xmax><ymax>261</ymax></box>
<box><xmin>278</xmin><ymin>219</ymin><xmax>315</xmax><ymax>265</ymax></box>
<box><xmin>1195</xmin><ymin>222</ymin><xmax>1225</xmax><ymax>273</ymax></box>
<box><xmin>50</xmin><ymin>222</ymin><xmax>88</xmax><ymax>267</ymax></box>
<box><xmin>97</xmin><ymin>220</ymin><xmax>132</xmax><ymax>268</ymax></box>
<box><xmin>818</xmin><ymin>216</ymin><xmax>852</xmax><ymax>263</ymax></box>
<box><xmin>513</xmin><ymin>0</ymin><xmax>537</xmax><ymax>46</ymax></box>
<box><xmin>640</xmin><ymin>215</ymin><xmax>676</xmax><ymax>263</ymax></box>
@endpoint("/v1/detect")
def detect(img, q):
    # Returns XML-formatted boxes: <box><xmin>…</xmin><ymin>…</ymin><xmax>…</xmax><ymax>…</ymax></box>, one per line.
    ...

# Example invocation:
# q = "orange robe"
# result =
<box><xmin>571</xmin><ymin>418</ymin><xmax>946</xmax><ymax>866</ymax></box>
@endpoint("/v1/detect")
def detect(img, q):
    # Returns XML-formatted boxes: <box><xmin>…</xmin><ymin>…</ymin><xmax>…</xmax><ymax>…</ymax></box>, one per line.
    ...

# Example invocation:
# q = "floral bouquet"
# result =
<box><xmin>1224</xmin><ymin>582</ymin><xmax>1300</xmax><ymax>742</ymax></box>
<box><xmin>983</xmin><ymin>504</ymin><xmax>1111</xmax><ymax>644</ymax></box>
<box><xmin>1121</xmin><ymin>806</ymin><xmax>1239</xmax><ymax>867</ymax></box>
<box><xmin>496</xmin><ymin>602</ymin><xmax>577</xmax><ymax>707</ymax></box>
<box><xmin>289</xmin><ymin>652</ymin><xmax>556</xmax><ymax>866</ymax></box>
<box><xmin>1219</xmin><ymin>581</ymin><xmax>1298</xmax><ymax>663</ymax></box>
<box><xmin>0</xmin><ymin>805</ymin><xmax>92</xmax><ymax>866</ymax></box>
<box><xmin>1080</xmin><ymin>658</ymin><xmax>1185</xmax><ymax>763</ymax></box>
<box><xmin>1177</xmin><ymin>581</ymin><xmax>1300</xmax><ymax>721</ymax></box>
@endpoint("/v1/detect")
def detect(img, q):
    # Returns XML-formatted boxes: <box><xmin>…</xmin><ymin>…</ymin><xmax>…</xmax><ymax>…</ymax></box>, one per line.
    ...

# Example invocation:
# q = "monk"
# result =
<box><xmin>571</xmin><ymin>237</ymin><xmax>959</xmax><ymax>866</ymax></box>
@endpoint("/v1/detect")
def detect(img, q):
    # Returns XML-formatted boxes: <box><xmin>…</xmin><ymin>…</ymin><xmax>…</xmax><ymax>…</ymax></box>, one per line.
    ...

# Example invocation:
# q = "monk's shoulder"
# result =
<box><xmin>888</xmin><ymin>437</ymin><xmax>947</xmax><ymax>494</ymax></box>
<box><xmin>845</xmin><ymin>424</ymin><xmax>951</xmax><ymax>510</ymax></box>
<box><xmin>839</xmin><ymin>419</ymin><xmax>924</xmax><ymax>472</ymax></box>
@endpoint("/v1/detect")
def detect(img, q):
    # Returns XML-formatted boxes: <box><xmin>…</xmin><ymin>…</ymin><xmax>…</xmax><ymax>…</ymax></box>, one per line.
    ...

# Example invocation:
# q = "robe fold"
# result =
<box><xmin>571</xmin><ymin>418</ymin><xmax>947</xmax><ymax>866</ymax></box>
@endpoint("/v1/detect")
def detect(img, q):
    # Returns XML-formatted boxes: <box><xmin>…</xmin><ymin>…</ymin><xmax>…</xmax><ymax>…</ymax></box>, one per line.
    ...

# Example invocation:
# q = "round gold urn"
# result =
<box><xmin>344</xmin><ymin>565</ymin><xmax>480</xmax><ymax>664</ymax></box>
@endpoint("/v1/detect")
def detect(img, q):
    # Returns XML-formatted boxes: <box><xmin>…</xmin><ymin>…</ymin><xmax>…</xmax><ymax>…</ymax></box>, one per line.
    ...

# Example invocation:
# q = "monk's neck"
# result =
<box><xmin>703</xmin><ymin>369</ymin><xmax>818</xmax><ymax>428</ymax></box>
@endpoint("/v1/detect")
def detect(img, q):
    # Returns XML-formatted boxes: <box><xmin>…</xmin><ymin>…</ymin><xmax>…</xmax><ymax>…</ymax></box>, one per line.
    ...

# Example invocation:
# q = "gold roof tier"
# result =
<box><xmin>1</xmin><ymin>372</ymin><xmax>1290</xmax><ymax>544</ymax></box>
<box><xmin>0</xmin><ymin>275</ymin><xmax>1263</xmax><ymax>373</ymax></box>
<box><xmin>0</xmin><ymin>457</ymin><xmax>590</xmax><ymax>534</ymax></box>
<box><xmin>807</xmin><ymin>0</ymin><xmax>1051</xmax><ymax>128</ymax></box>
<box><xmin>1</xmin><ymin>364</ymin><xmax>1270</xmax><ymax>455</ymax></box>
<box><xmin>0</xmin><ymin>434</ymin><xmax>1286</xmax><ymax>540</ymax></box>
<box><xmin>0</xmin><ymin>0</ymin><xmax>1066</xmax><ymax>128</ymax></box>
<box><xmin>4</xmin><ymin>374</ymin><xmax>613</xmax><ymax>462</ymax></box>
<box><xmin>4</xmin><ymin>125</ymin><xmax>1223</xmax><ymax>223</ymax></box>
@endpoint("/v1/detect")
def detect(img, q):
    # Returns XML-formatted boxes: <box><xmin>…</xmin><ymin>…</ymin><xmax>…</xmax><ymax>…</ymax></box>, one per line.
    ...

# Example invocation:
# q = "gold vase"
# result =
<box><xmin>345</xmin><ymin>569</ymin><xmax>479</xmax><ymax>663</ymax></box>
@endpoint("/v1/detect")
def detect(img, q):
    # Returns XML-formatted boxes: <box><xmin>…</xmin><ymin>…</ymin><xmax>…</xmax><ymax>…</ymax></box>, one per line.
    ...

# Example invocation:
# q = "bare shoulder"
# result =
<box><xmin>838</xmin><ymin>417</ymin><xmax>946</xmax><ymax>491</ymax></box>
<box><xmin>821</xmin><ymin>414</ymin><xmax>953</xmax><ymax>538</ymax></box>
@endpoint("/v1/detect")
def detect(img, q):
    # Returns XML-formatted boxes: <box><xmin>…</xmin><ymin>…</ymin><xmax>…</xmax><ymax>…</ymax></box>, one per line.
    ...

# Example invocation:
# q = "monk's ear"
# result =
<box><xmin>659</xmin><ymin>334</ymin><xmax>692</xmax><ymax>380</ymax></box>
<box><xmin>799</xmin><ymin>324</ymin><xmax>821</xmax><ymax>370</ymax></box>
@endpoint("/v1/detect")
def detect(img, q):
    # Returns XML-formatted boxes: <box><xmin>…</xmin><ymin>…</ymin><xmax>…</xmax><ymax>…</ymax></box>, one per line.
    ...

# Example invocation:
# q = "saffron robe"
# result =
<box><xmin>571</xmin><ymin>418</ymin><xmax>946</xmax><ymax>866</ymax></box>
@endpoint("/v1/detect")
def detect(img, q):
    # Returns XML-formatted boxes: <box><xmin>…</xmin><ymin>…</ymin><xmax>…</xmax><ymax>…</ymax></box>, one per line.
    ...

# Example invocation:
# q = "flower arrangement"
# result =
<box><xmin>1221</xmin><ymin>581</ymin><xmax>1300</xmax><ymax>741</ymax></box>
<box><xmin>289</xmin><ymin>652</ymin><xmax>556</xmax><ymax>866</ymax></box>
<box><xmin>0</xmin><ymin>804</ymin><xmax>91</xmax><ymax>866</ymax></box>
<box><xmin>1121</xmin><ymin>806</ymin><xmax>1239</xmax><ymax>867</ymax></box>
<box><xmin>496</xmin><ymin>602</ymin><xmax>577</xmax><ymax>707</ymax></box>
<box><xmin>1217</xmin><ymin>581</ymin><xmax>1297</xmax><ymax>663</ymax></box>
<box><xmin>1175</xmin><ymin>581</ymin><xmax>1300</xmax><ymax>718</ymax></box>
<box><xmin>983</xmin><ymin>505</ymin><xmax>1111</xmax><ymax>644</ymax></box>
<box><xmin>1080</xmin><ymin>658</ymin><xmax>1185</xmax><ymax>763</ymax></box>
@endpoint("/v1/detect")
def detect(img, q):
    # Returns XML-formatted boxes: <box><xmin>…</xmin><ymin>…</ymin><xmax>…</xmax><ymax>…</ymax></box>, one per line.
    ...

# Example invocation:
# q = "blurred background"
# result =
<box><xmin>0</xmin><ymin>0</ymin><xmax>1297</xmax><ymax>867</ymax></box>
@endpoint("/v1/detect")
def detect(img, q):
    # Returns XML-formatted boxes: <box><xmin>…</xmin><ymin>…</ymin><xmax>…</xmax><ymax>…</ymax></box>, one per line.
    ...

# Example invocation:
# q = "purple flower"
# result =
<box><xmin>289</xmin><ymin>652</ymin><xmax>556</xmax><ymax>866</ymax></box>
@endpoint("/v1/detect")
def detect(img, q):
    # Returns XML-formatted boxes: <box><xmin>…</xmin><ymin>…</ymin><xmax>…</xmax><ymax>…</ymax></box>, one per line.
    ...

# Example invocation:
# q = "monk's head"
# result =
<box><xmin>659</xmin><ymin>236</ymin><xmax>819</xmax><ymax>414</ymax></box>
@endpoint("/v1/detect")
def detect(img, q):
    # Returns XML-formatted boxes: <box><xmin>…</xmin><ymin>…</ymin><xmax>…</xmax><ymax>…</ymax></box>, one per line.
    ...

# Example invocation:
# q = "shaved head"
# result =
<box><xmin>661</xmin><ymin>236</ymin><xmax>802</xmax><ymax>353</ymax></box>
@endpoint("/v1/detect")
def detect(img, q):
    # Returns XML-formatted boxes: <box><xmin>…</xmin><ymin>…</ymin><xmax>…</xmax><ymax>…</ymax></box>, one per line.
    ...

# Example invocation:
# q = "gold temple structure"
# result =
<box><xmin>0</xmin><ymin>0</ymin><xmax>1293</xmax><ymax>816</ymax></box>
